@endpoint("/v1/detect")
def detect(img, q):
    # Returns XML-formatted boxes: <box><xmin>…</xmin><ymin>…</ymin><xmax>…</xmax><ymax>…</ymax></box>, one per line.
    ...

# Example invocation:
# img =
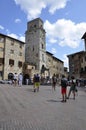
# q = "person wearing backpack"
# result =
<box><xmin>61</xmin><ymin>75</ymin><xmax>67</xmax><ymax>102</ymax></box>
<box><xmin>34</xmin><ymin>74</ymin><xmax>40</xmax><ymax>92</ymax></box>
<box><xmin>67</xmin><ymin>76</ymin><xmax>77</xmax><ymax>100</ymax></box>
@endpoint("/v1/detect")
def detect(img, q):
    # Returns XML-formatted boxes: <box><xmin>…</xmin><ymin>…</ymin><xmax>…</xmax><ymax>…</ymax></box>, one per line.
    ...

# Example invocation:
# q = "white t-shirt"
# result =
<box><xmin>14</xmin><ymin>74</ymin><xmax>18</xmax><ymax>80</ymax></box>
<box><xmin>18</xmin><ymin>74</ymin><xmax>23</xmax><ymax>81</ymax></box>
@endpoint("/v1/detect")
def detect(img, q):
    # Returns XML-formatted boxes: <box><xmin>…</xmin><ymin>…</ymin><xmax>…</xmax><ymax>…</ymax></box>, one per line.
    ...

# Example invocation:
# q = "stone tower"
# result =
<box><xmin>25</xmin><ymin>18</ymin><xmax>46</xmax><ymax>73</ymax></box>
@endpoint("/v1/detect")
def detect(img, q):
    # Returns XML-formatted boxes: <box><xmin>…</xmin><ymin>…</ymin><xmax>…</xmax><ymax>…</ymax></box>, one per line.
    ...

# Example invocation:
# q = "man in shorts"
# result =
<box><xmin>61</xmin><ymin>75</ymin><xmax>67</xmax><ymax>102</ymax></box>
<box><xmin>34</xmin><ymin>74</ymin><xmax>40</xmax><ymax>92</ymax></box>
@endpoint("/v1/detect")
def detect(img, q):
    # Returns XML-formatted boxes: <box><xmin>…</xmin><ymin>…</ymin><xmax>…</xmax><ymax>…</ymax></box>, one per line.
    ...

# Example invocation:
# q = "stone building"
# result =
<box><xmin>0</xmin><ymin>33</ymin><xmax>25</xmax><ymax>80</ymax></box>
<box><xmin>0</xmin><ymin>18</ymin><xmax>65</xmax><ymax>80</ymax></box>
<box><xmin>46</xmin><ymin>51</ymin><xmax>64</xmax><ymax>78</ymax></box>
<box><xmin>64</xmin><ymin>67</ymin><xmax>68</xmax><ymax>78</ymax></box>
<box><xmin>25</xmin><ymin>18</ymin><xmax>46</xmax><ymax>71</ymax></box>
<box><xmin>25</xmin><ymin>18</ymin><xmax>64</xmax><ymax>79</ymax></box>
<box><xmin>67</xmin><ymin>51</ymin><xmax>86</xmax><ymax>78</ymax></box>
<box><xmin>67</xmin><ymin>32</ymin><xmax>86</xmax><ymax>79</ymax></box>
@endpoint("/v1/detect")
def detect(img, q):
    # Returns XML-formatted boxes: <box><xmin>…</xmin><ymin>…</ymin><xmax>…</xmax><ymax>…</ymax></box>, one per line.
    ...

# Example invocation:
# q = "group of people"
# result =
<box><xmin>12</xmin><ymin>73</ymin><xmax>41</xmax><ymax>90</ymax></box>
<box><xmin>11</xmin><ymin>72</ymin><xmax>78</xmax><ymax>102</ymax></box>
<box><xmin>61</xmin><ymin>75</ymin><xmax>77</xmax><ymax>102</ymax></box>
<box><xmin>12</xmin><ymin>73</ymin><xmax>23</xmax><ymax>86</ymax></box>
<box><xmin>51</xmin><ymin>74</ymin><xmax>78</xmax><ymax>103</ymax></box>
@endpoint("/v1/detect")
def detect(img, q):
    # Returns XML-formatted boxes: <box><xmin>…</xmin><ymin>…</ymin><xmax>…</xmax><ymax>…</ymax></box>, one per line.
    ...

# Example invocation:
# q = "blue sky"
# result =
<box><xmin>0</xmin><ymin>0</ymin><xmax>86</xmax><ymax>68</ymax></box>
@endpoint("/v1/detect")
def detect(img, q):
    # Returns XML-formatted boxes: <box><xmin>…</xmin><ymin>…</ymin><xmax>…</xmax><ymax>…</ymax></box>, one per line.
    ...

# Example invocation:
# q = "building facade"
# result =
<box><xmin>46</xmin><ymin>51</ymin><xmax>64</xmax><ymax>78</ymax></box>
<box><xmin>25</xmin><ymin>18</ymin><xmax>46</xmax><ymax>71</ymax></box>
<box><xmin>67</xmin><ymin>32</ymin><xmax>86</xmax><ymax>79</ymax></box>
<box><xmin>67</xmin><ymin>51</ymin><xmax>86</xmax><ymax>79</ymax></box>
<box><xmin>64</xmin><ymin>67</ymin><xmax>68</xmax><ymax>78</ymax></box>
<box><xmin>0</xmin><ymin>33</ymin><xmax>25</xmax><ymax>80</ymax></box>
<box><xmin>0</xmin><ymin>18</ymin><xmax>65</xmax><ymax>80</ymax></box>
<box><xmin>25</xmin><ymin>18</ymin><xmax>64</xmax><ymax>79</ymax></box>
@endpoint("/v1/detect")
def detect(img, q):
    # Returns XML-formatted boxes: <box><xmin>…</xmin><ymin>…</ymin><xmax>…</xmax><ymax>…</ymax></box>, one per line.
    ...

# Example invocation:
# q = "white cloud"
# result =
<box><xmin>6</xmin><ymin>29</ymin><xmax>10</xmax><ymax>34</ymax></box>
<box><xmin>45</xmin><ymin>0</ymin><xmax>69</xmax><ymax>14</ymax></box>
<box><xmin>14</xmin><ymin>0</ymin><xmax>69</xmax><ymax>19</ymax></box>
<box><xmin>0</xmin><ymin>26</ymin><xmax>25</xmax><ymax>42</ymax></box>
<box><xmin>19</xmin><ymin>35</ymin><xmax>25</xmax><ymax>42</ymax></box>
<box><xmin>15</xmin><ymin>18</ymin><xmax>21</xmax><ymax>23</ymax></box>
<box><xmin>0</xmin><ymin>25</ymin><xmax>4</xmax><ymax>30</ymax></box>
<box><xmin>51</xmin><ymin>48</ymin><xmax>57</xmax><ymax>54</ymax></box>
<box><xmin>44</xmin><ymin>19</ymin><xmax>86</xmax><ymax>48</ymax></box>
<box><xmin>14</xmin><ymin>0</ymin><xmax>46</xmax><ymax>19</ymax></box>
<box><xmin>49</xmin><ymin>38</ymin><xmax>57</xmax><ymax>44</ymax></box>
<box><xmin>7</xmin><ymin>33</ymin><xmax>25</xmax><ymax>42</ymax></box>
<box><xmin>8</xmin><ymin>33</ymin><xmax>18</xmax><ymax>39</ymax></box>
<box><xmin>62</xmin><ymin>54</ymin><xmax>68</xmax><ymax>68</ymax></box>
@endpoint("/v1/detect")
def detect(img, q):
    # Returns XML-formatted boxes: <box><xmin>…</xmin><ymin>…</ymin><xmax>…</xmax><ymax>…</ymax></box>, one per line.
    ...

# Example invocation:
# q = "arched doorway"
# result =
<box><xmin>8</xmin><ymin>73</ymin><xmax>14</xmax><ymax>80</ymax></box>
<box><xmin>23</xmin><ymin>74</ymin><xmax>30</xmax><ymax>85</ymax></box>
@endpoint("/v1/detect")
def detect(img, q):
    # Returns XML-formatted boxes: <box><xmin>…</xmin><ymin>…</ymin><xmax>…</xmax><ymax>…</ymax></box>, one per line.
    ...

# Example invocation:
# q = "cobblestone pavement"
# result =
<box><xmin>0</xmin><ymin>84</ymin><xmax>86</xmax><ymax>130</ymax></box>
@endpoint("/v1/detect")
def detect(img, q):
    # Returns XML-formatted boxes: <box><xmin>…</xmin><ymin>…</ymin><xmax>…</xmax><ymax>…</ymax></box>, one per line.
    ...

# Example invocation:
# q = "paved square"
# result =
<box><xmin>0</xmin><ymin>84</ymin><xmax>86</xmax><ymax>130</ymax></box>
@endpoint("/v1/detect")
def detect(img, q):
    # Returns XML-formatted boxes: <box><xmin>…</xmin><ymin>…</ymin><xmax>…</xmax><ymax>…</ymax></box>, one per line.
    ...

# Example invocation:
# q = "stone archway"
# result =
<box><xmin>8</xmin><ymin>73</ymin><xmax>14</xmax><ymax>80</ymax></box>
<box><xmin>23</xmin><ymin>74</ymin><xmax>30</xmax><ymax>85</ymax></box>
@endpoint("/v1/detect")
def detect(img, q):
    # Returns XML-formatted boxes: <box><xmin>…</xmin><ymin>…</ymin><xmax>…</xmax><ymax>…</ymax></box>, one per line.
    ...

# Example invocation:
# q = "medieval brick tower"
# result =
<box><xmin>25</xmin><ymin>18</ymin><xmax>46</xmax><ymax>74</ymax></box>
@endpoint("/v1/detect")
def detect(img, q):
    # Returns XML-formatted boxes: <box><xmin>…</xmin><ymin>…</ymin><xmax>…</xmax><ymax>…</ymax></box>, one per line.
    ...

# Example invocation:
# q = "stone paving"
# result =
<box><xmin>0</xmin><ymin>84</ymin><xmax>86</xmax><ymax>130</ymax></box>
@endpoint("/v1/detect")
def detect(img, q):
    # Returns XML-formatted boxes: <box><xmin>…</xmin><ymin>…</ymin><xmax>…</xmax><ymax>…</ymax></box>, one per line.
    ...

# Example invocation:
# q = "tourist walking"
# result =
<box><xmin>33</xmin><ymin>74</ymin><xmax>40</xmax><ymax>92</ymax></box>
<box><xmin>13</xmin><ymin>73</ymin><xmax>18</xmax><ymax>86</ymax></box>
<box><xmin>67</xmin><ymin>76</ymin><xmax>77</xmax><ymax>100</ymax></box>
<box><xmin>18</xmin><ymin>73</ymin><xmax>23</xmax><ymax>87</ymax></box>
<box><xmin>61</xmin><ymin>75</ymin><xmax>67</xmax><ymax>102</ymax></box>
<box><xmin>33</xmin><ymin>74</ymin><xmax>36</xmax><ymax>92</ymax></box>
<box><xmin>52</xmin><ymin>74</ymin><xmax>57</xmax><ymax>91</ymax></box>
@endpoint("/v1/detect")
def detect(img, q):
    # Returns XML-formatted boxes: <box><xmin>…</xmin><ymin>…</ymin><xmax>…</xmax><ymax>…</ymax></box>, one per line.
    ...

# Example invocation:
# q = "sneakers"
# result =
<box><xmin>61</xmin><ymin>100</ymin><xmax>67</xmax><ymax>103</ymax></box>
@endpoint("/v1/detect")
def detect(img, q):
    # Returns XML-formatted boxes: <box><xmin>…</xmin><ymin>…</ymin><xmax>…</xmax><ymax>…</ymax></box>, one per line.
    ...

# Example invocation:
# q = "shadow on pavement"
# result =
<box><xmin>46</xmin><ymin>99</ymin><xmax>61</xmax><ymax>103</ymax></box>
<box><xmin>25</xmin><ymin>88</ymin><xmax>34</xmax><ymax>92</ymax></box>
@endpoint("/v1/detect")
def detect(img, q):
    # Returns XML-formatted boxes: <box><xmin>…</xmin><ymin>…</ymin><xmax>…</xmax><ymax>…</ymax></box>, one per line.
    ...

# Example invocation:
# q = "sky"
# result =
<box><xmin>0</xmin><ymin>0</ymin><xmax>86</xmax><ymax>68</ymax></box>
